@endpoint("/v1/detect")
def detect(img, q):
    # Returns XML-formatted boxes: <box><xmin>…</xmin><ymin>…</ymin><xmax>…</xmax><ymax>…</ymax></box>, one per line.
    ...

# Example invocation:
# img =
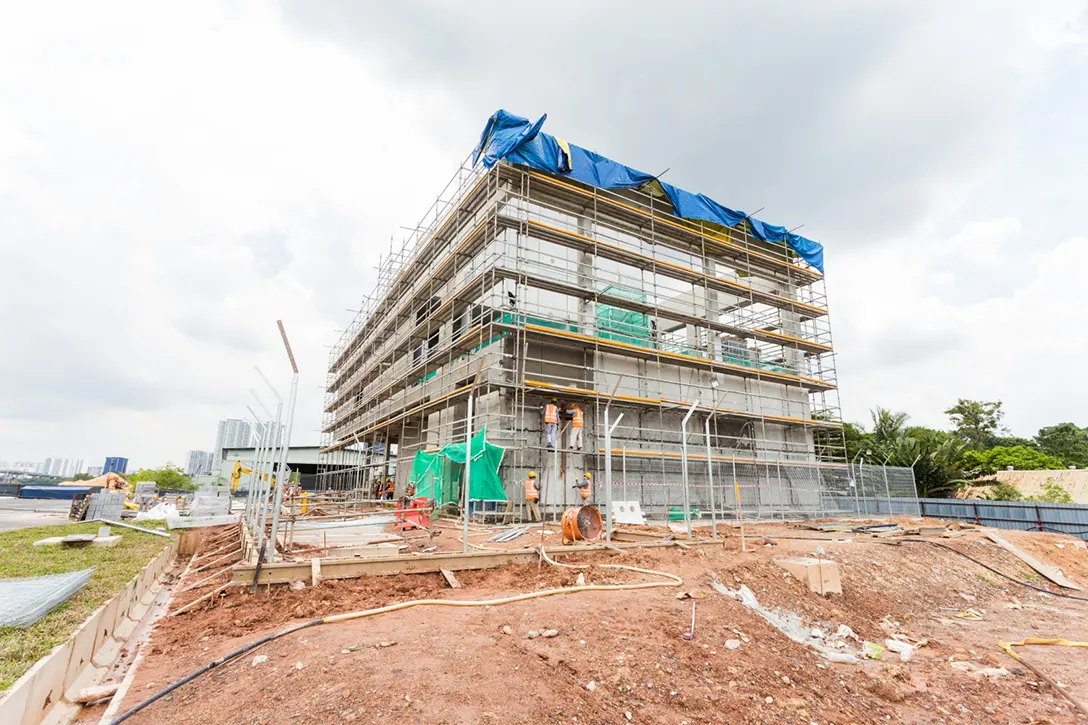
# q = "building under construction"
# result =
<box><xmin>320</xmin><ymin>110</ymin><xmax>918</xmax><ymax>521</ymax></box>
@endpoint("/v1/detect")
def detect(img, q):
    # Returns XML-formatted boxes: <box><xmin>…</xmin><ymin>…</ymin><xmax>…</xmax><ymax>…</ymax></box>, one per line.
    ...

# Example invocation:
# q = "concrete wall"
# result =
<box><xmin>0</xmin><ymin>541</ymin><xmax>176</xmax><ymax>725</ymax></box>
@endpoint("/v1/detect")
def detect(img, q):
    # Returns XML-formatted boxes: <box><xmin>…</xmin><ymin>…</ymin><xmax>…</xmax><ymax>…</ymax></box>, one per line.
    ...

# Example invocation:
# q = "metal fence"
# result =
<box><xmin>918</xmin><ymin>498</ymin><xmax>1088</xmax><ymax>541</ymax></box>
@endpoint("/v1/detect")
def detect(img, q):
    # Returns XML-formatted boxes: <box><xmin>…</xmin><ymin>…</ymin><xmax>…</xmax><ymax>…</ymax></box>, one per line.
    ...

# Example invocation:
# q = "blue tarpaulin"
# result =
<box><xmin>473</xmin><ymin>110</ymin><xmax>825</xmax><ymax>273</ymax></box>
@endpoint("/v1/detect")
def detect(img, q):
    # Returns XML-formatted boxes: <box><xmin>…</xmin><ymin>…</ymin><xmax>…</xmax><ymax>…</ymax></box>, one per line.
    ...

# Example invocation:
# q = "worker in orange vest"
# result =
<box><xmin>524</xmin><ymin>471</ymin><xmax>541</xmax><ymax>522</ymax></box>
<box><xmin>568</xmin><ymin>403</ymin><xmax>584</xmax><ymax>450</ymax></box>
<box><xmin>573</xmin><ymin>472</ymin><xmax>592</xmax><ymax>501</ymax></box>
<box><xmin>382</xmin><ymin>477</ymin><xmax>395</xmax><ymax>501</ymax></box>
<box><xmin>542</xmin><ymin>398</ymin><xmax>559</xmax><ymax>449</ymax></box>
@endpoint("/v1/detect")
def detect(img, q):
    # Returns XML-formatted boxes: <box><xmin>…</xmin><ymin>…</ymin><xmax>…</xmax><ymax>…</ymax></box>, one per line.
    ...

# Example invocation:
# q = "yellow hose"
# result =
<box><xmin>322</xmin><ymin>548</ymin><xmax>681</xmax><ymax>625</ymax></box>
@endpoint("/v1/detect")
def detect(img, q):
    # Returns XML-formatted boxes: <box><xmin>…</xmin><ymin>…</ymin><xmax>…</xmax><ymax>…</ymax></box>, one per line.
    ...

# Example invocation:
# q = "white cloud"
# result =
<box><xmin>0</xmin><ymin>0</ymin><xmax>463</xmax><ymax>466</ymax></box>
<box><xmin>1</xmin><ymin>0</ymin><xmax>1086</xmax><ymax>468</ymax></box>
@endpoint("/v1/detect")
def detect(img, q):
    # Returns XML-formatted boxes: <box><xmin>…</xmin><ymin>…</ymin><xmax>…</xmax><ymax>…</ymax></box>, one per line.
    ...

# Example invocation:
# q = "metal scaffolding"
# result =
<box><xmin>318</xmin><ymin>155</ymin><xmax>919</xmax><ymax>523</ymax></box>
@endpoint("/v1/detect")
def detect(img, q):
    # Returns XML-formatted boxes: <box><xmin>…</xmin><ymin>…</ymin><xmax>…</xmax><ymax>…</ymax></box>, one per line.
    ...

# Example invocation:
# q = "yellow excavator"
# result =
<box><xmin>229</xmin><ymin>461</ymin><xmax>276</xmax><ymax>493</ymax></box>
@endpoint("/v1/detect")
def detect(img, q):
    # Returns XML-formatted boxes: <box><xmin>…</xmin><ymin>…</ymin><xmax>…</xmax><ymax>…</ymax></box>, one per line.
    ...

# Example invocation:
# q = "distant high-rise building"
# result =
<box><xmin>86</xmin><ymin>465</ymin><xmax>104</xmax><ymax>477</ymax></box>
<box><xmin>185</xmin><ymin>450</ymin><xmax>215</xmax><ymax>476</ymax></box>
<box><xmin>103</xmin><ymin>457</ymin><xmax>129</xmax><ymax>475</ymax></box>
<box><xmin>214</xmin><ymin>419</ymin><xmax>253</xmax><ymax>467</ymax></box>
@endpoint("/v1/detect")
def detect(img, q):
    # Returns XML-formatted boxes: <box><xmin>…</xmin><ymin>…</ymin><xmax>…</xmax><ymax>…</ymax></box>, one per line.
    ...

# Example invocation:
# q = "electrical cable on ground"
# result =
<box><xmin>108</xmin><ymin>550</ymin><xmax>682</xmax><ymax>724</ymax></box>
<box><xmin>998</xmin><ymin>638</ymin><xmax>1088</xmax><ymax>717</ymax></box>
<box><xmin>749</xmin><ymin>533</ymin><xmax>1088</xmax><ymax>603</ymax></box>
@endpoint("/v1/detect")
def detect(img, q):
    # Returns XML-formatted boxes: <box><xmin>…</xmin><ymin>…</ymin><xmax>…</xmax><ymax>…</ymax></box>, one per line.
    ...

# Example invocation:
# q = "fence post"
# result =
<box><xmin>972</xmin><ymin>501</ymin><xmax>980</xmax><ymax>525</ymax></box>
<box><xmin>1034</xmin><ymin>503</ymin><xmax>1044</xmax><ymax>532</ymax></box>
<box><xmin>919</xmin><ymin>499</ymin><xmax>926</xmax><ymax>518</ymax></box>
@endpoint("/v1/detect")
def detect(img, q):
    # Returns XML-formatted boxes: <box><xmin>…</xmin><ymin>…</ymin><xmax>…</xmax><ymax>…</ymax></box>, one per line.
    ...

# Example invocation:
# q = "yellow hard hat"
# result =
<box><xmin>584</xmin><ymin>472</ymin><xmax>592</xmax><ymax>479</ymax></box>
<box><xmin>528</xmin><ymin>471</ymin><xmax>537</xmax><ymax>478</ymax></box>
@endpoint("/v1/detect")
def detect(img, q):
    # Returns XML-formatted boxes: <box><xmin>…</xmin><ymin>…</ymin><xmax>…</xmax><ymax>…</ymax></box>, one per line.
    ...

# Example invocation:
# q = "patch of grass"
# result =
<box><xmin>0</xmin><ymin>521</ymin><xmax>169</xmax><ymax>690</ymax></box>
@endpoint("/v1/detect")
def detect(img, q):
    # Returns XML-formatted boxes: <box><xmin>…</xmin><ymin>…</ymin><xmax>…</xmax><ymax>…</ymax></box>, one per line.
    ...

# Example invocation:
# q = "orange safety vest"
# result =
<box><xmin>578</xmin><ymin>477</ymin><xmax>592</xmax><ymax>500</ymax></box>
<box><xmin>544</xmin><ymin>403</ymin><xmax>558</xmax><ymax>424</ymax></box>
<box><xmin>571</xmin><ymin>406</ymin><xmax>584</xmax><ymax>428</ymax></box>
<box><xmin>383</xmin><ymin>480</ymin><xmax>394</xmax><ymax>494</ymax></box>
<box><xmin>524</xmin><ymin>478</ymin><xmax>539</xmax><ymax>501</ymax></box>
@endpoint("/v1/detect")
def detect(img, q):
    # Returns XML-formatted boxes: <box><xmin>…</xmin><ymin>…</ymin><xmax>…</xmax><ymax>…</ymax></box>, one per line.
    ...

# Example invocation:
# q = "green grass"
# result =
<box><xmin>0</xmin><ymin>521</ymin><xmax>169</xmax><ymax>691</ymax></box>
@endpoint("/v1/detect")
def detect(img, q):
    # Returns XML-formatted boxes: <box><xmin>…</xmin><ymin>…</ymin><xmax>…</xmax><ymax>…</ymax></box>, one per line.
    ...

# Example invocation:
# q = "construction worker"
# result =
<box><xmin>405</xmin><ymin>480</ymin><xmax>416</xmax><ymax>498</ymax></box>
<box><xmin>568</xmin><ymin>403</ymin><xmax>584</xmax><ymax>450</ymax></box>
<box><xmin>542</xmin><ymin>398</ymin><xmax>559</xmax><ymax>449</ymax></box>
<box><xmin>573</xmin><ymin>472</ymin><xmax>592</xmax><ymax>501</ymax></box>
<box><xmin>383</xmin><ymin>477</ymin><xmax>395</xmax><ymax>501</ymax></box>
<box><xmin>524</xmin><ymin>471</ymin><xmax>541</xmax><ymax>522</ymax></box>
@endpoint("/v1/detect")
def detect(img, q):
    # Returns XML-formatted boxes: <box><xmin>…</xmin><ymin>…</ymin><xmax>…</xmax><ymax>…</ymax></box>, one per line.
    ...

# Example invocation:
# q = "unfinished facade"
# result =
<box><xmin>321</xmin><ymin>113</ymin><xmax>918</xmax><ymax>520</ymax></box>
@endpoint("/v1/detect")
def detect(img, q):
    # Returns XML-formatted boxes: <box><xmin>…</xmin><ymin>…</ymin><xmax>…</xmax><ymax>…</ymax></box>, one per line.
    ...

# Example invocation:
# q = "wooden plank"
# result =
<box><xmin>231</xmin><ymin>539</ymin><xmax>718</xmax><ymax>586</ymax></box>
<box><xmin>985</xmin><ymin>531</ymin><xmax>1084</xmax><ymax>591</ymax></box>
<box><xmin>440</xmin><ymin>569</ymin><xmax>461</xmax><ymax>589</ymax></box>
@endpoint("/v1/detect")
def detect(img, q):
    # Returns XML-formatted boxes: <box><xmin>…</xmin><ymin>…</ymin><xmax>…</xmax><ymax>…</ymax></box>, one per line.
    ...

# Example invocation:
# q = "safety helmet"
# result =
<box><xmin>528</xmin><ymin>471</ymin><xmax>537</xmax><ymax>478</ymax></box>
<box><xmin>551</xmin><ymin>397</ymin><xmax>558</xmax><ymax>403</ymax></box>
<box><xmin>583</xmin><ymin>472</ymin><xmax>592</xmax><ymax>479</ymax></box>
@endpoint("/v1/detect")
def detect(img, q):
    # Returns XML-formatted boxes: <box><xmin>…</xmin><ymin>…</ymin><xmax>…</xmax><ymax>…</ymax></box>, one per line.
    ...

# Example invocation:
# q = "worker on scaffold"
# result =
<box><xmin>541</xmin><ymin>397</ymin><xmax>560</xmax><ymax>449</ymax></box>
<box><xmin>524</xmin><ymin>471</ymin><xmax>541</xmax><ymax>522</ymax></box>
<box><xmin>573</xmin><ymin>471</ymin><xmax>592</xmax><ymax>501</ymax></box>
<box><xmin>568</xmin><ymin>403</ymin><xmax>584</xmax><ymax>450</ymax></box>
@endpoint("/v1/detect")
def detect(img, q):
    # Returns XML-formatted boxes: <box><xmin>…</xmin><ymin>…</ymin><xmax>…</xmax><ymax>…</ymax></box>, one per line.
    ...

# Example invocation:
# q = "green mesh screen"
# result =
<box><xmin>596</xmin><ymin>285</ymin><xmax>653</xmax><ymax>347</ymax></box>
<box><xmin>409</xmin><ymin>425</ymin><xmax>506</xmax><ymax>506</ymax></box>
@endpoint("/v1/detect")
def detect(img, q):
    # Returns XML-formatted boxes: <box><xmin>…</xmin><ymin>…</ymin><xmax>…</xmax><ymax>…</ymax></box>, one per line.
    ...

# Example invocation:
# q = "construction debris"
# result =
<box><xmin>984</xmin><ymin>531</ymin><xmax>1084</xmax><ymax>590</ymax></box>
<box><xmin>773</xmin><ymin>557</ymin><xmax>842</xmax><ymax>595</ymax></box>
<box><xmin>710</xmin><ymin>575</ymin><xmax>860</xmax><ymax>663</ymax></box>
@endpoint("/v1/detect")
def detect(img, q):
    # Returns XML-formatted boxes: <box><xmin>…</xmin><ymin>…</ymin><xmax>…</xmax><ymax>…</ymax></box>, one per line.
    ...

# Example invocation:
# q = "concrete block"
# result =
<box><xmin>774</xmin><ymin>557</ymin><xmax>842</xmax><ymax>595</ymax></box>
<box><xmin>63</xmin><ymin>613</ymin><xmax>101</xmax><ymax>693</ymax></box>
<box><xmin>0</xmin><ymin>665</ymin><xmax>33</xmax><ymax>725</ymax></box>
<box><xmin>22</xmin><ymin>641</ymin><xmax>72</xmax><ymax>725</ymax></box>
<box><xmin>92</xmin><ymin>597</ymin><xmax>121</xmax><ymax>662</ymax></box>
<box><xmin>611</xmin><ymin>500</ymin><xmax>646</xmax><ymax>525</ymax></box>
<box><xmin>89</xmin><ymin>535</ymin><xmax>123</xmax><ymax>548</ymax></box>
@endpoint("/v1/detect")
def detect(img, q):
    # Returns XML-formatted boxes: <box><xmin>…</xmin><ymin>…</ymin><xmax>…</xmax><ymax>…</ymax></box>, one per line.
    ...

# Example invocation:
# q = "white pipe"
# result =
<box><xmin>680</xmin><ymin>399</ymin><xmax>700</xmax><ymax>539</ymax></box>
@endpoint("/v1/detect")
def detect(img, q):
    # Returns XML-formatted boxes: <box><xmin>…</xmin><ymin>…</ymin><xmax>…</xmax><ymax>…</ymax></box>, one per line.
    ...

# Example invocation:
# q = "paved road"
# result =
<box><xmin>0</xmin><ymin>498</ymin><xmax>72</xmax><ymax>532</ymax></box>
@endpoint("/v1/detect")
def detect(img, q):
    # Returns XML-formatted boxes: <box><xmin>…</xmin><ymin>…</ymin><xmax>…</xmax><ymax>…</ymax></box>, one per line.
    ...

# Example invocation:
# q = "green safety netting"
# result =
<box><xmin>596</xmin><ymin>285</ymin><xmax>652</xmax><ymax>347</ymax></box>
<box><xmin>409</xmin><ymin>425</ymin><xmax>506</xmax><ymax>506</ymax></box>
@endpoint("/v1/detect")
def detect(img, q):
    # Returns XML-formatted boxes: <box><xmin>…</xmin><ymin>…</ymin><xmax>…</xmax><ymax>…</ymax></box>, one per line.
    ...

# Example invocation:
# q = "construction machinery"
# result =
<box><xmin>229</xmin><ymin>461</ymin><xmax>275</xmax><ymax>493</ymax></box>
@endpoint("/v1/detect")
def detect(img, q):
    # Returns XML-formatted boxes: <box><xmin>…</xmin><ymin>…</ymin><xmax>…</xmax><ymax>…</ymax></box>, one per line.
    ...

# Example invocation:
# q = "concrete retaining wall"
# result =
<box><xmin>0</xmin><ymin>540</ymin><xmax>176</xmax><ymax>725</ymax></box>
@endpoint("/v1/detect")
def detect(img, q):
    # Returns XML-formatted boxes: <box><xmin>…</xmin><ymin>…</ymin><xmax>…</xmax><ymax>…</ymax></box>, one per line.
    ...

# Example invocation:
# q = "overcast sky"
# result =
<box><xmin>2</xmin><ymin>1</ymin><xmax>1086</xmax><ymax>468</ymax></box>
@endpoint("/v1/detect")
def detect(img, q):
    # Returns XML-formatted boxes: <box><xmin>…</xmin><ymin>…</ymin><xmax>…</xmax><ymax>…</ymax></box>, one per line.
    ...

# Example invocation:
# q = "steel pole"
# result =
<box><xmin>680</xmin><ymin>399</ymin><xmax>700</xmax><ymax>539</ymax></box>
<box><xmin>268</xmin><ymin>372</ymin><xmax>298</xmax><ymax>562</ymax></box>
<box><xmin>704</xmin><ymin>415</ymin><xmax>717</xmax><ymax>539</ymax></box>
<box><xmin>604</xmin><ymin>412</ymin><xmax>623</xmax><ymax>545</ymax></box>
<box><xmin>462</xmin><ymin>396</ymin><xmax>473</xmax><ymax>553</ymax></box>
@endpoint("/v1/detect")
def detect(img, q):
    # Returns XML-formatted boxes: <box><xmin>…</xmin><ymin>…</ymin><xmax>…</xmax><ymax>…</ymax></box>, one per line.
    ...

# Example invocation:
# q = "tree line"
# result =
<box><xmin>835</xmin><ymin>399</ymin><xmax>1087</xmax><ymax>501</ymax></box>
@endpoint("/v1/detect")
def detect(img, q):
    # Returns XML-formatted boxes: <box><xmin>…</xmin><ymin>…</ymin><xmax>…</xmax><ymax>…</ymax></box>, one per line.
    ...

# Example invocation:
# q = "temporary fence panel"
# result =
<box><xmin>918</xmin><ymin>498</ymin><xmax>1088</xmax><ymax>540</ymax></box>
<box><xmin>0</xmin><ymin>567</ymin><xmax>96</xmax><ymax>628</ymax></box>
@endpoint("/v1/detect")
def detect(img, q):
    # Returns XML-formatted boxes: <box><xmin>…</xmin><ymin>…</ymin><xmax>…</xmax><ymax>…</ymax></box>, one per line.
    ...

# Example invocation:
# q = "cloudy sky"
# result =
<box><xmin>2</xmin><ymin>1</ymin><xmax>1086</xmax><ymax>468</ymax></box>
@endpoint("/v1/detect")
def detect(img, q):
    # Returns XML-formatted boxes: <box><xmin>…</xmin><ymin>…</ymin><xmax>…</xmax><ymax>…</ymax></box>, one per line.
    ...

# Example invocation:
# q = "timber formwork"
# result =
<box><xmin>318</xmin><ymin>156</ymin><xmax>906</xmax><ymax>520</ymax></box>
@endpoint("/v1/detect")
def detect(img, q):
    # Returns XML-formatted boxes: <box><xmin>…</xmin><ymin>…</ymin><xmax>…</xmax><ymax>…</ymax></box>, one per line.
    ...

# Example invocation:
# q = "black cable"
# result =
<box><xmin>108</xmin><ymin>618</ymin><xmax>322</xmax><ymax>724</ymax></box>
<box><xmin>748</xmin><ymin>534</ymin><xmax>1088</xmax><ymax>601</ymax></box>
<box><xmin>111</xmin><ymin>530</ymin><xmax>1088</xmax><ymax>723</ymax></box>
<box><xmin>895</xmin><ymin>539</ymin><xmax>1088</xmax><ymax>602</ymax></box>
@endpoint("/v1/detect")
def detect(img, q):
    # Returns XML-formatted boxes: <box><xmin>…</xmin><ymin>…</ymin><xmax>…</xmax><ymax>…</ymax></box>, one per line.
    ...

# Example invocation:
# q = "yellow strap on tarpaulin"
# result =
<box><xmin>555</xmin><ymin>137</ymin><xmax>572</xmax><ymax>172</ymax></box>
<box><xmin>999</xmin><ymin>638</ymin><xmax>1088</xmax><ymax>659</ymax></box>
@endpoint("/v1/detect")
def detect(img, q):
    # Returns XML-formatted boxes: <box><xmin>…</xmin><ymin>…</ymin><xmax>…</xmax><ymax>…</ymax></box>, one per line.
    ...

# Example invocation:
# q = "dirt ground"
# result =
<box><xmin>97</xmin><ymin>520</ymin><xmax>1088</xmax><ymax>725</ymax></box>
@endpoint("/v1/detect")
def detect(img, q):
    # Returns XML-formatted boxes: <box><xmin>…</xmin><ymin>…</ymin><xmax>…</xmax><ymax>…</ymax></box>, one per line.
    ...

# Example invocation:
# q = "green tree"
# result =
<box><xmin>1034</xmin><ymin>423</ymin><xmax>1088</xmax><ymax>468</ymax></box>
<box><xmin>129</xmin><ymin>466</ymin><xmax>195</xmax><ymax>490</ymax></box>
<box><xmin>70</xmin><ymin>473</ymin><xmax>93</xmax><ymax>481</ymax></box>
<box><xmin>945</xmin><ymin>399</ymin><xmax>1004</xmax><ymax>450</ymax></box>
<box><xmin>961</xmin><ymin>445</ymin><xmax>1065</xmax><ymax>477</ymax></box>
<box><xmin>869</xmin><ymin>407</ymin><xmax>909</xmax><ymax>450</ymax></box>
